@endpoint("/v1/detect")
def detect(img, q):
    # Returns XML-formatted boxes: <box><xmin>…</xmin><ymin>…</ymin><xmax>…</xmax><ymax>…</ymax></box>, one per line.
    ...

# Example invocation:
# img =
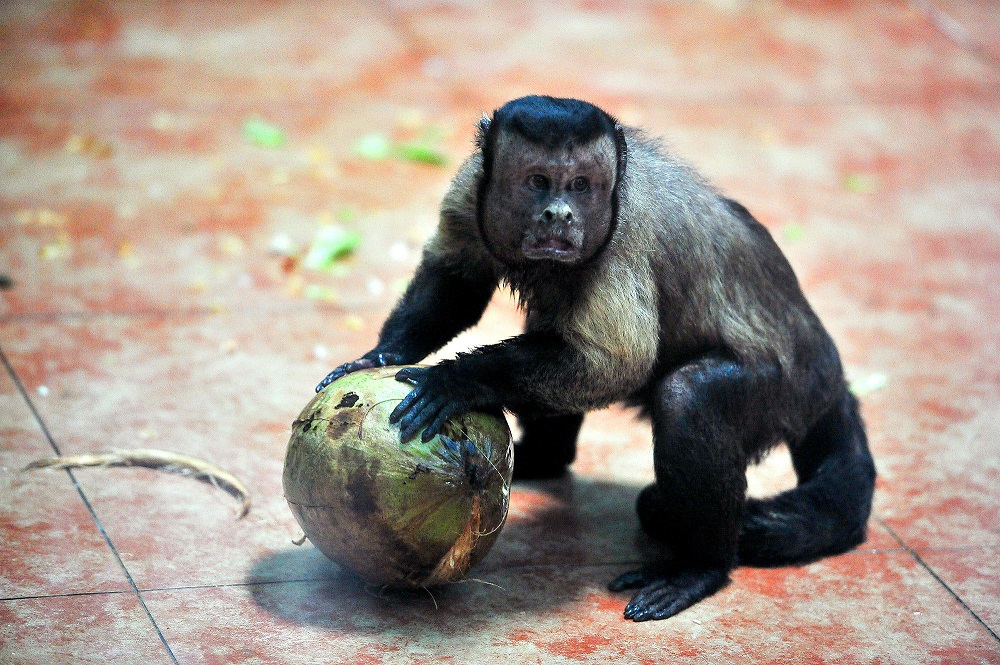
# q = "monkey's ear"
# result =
<box><xmin>475</xmin><ymin>114</ymin><xmax>492</xmax><ymax>149</ymax></box>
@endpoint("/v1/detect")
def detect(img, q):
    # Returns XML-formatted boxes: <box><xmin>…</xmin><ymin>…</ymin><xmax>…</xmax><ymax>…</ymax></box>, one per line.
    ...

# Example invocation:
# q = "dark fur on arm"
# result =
<box><xmin>374</xmin><ymin>254</ymin><xmax>495</xmax><ymax>363</ymax></box>
<box><xmin>315</xmin><ymin>253</ymin><xmax>494</xmax><ymax>392</ymax></box>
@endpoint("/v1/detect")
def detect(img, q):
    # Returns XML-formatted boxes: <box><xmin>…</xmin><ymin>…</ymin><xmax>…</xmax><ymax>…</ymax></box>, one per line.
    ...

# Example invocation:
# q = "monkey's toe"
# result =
<box><xmin>608</xmin><ymin>569</ymin><xmax>653</xmax><ymax>592</ymax></box>
<box><xmin>615</xmin><ymin>567</ymin><xmax>729</xmax><ymax>622</ymax></box>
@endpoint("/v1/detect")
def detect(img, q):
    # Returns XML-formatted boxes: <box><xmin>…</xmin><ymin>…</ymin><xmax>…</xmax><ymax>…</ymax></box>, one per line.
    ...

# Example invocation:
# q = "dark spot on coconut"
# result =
<box><xmin>335</xmin><ymin>447</ymin><xmax>442</xmax><ymax>584</ymax></box>
<box><xmin>325</xmin><ymin>410</ymin><xmax>362</xmax><ymax>440</ymax></box>
<box><xmin>340</xmin><ymin>448</ymin><xmax>380</xmax><ymax>517</ymax></box>
<box><xmin>336</xmin><ymin>392</ymin><xmax>360</xmax><ymax>409</ymax></box>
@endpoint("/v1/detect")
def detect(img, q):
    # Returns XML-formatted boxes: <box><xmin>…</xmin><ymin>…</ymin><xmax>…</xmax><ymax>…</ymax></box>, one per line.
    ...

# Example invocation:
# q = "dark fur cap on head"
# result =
<box><xmin>476</xmin><ymin>95</ymin><xmax>621</xmax><ymax>151</ymax></box>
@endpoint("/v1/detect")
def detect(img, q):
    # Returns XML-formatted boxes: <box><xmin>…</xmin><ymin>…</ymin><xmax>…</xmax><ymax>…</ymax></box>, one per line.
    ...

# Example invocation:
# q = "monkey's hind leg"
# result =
<box><xmin>511</xmin><ymin>412</ymin><xmax>583</xmax><ymax>480</ymax></box>
<box><xmin>611</xmin><ymin>356</ymin><xmax>772</xmax><ymax>621</ymax></box>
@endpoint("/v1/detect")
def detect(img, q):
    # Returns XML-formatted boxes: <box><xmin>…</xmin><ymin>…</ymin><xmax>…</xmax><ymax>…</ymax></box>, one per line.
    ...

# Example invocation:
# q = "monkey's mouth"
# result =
<box><xmin>521</xmin><ymin>234</ymin><xmax>582</xmax><ymax>262</ymax></box>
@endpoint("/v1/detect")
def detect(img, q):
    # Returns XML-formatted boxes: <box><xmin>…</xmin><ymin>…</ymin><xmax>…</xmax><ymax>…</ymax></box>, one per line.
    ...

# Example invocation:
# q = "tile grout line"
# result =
<box><xmin>876</xmin><ymin>516</ymin><xmax>999</xmax><ymax>643</ymax></box>
<box><xmin>0</xmin><ymin>545</ymin><xmax>930</xmax><ymax>603</ymax></box>
<box><xmin>0</xmin><ymin>346</ymin><xmax>181</xmax><ymax>665</ymax></box>
<box><xmin>1</xmin><ymin>589</ymin><xmax>137</xmax><ymax>603</ymax></box>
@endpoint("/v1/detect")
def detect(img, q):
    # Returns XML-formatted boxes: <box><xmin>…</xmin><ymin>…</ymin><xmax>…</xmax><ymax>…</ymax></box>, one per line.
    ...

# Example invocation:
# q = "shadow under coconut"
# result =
<box><xmin>247</xmin><ymin>475</ymin><xmax>658</xmax><ymax>633</ymax></box>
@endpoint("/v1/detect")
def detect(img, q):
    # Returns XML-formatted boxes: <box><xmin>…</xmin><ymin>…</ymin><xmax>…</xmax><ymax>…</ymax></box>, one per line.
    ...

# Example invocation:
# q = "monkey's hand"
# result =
<box><xmin>608</xmin><ymin>567</ymin><xmax>729</xmax><ymax>622</ymax></box>
<box><xmin>315</xmin><ymin>351</ymin><xmax>408</xmax><ymax>393</ymax></box>
<box><xmin>389</xmin><ymin>363</ymin><xmax>500</xmax><ymax>443</ymax></box>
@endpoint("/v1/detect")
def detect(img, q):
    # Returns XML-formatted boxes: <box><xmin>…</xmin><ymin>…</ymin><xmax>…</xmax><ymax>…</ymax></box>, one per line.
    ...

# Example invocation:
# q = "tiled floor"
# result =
<box><xmin>1</xmin><ymin>0</ymin><xmax>998</xmax><ymax>663</ymax></box>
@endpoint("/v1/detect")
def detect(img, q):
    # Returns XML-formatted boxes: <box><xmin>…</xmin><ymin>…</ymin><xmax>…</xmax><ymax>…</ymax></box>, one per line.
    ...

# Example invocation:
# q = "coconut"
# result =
<box><xmin>283</xmin><ymin>366</ymin><xmax>513</xmax><ymax>588</ymax></box>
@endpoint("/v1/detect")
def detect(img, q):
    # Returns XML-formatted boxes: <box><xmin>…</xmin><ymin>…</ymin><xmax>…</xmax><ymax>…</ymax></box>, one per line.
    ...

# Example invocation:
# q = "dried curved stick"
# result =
<box><xmin>23</xmin><ymin>448</ymin><xmax>251</xmax><ymax>519</ymax></box>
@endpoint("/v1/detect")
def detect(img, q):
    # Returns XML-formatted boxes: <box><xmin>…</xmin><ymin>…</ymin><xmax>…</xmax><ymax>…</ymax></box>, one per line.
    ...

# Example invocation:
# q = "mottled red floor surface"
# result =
<box><xmin>2</xmin><ymin>1</ymin><xmax>999</xmax><ymax>663</ymax></box>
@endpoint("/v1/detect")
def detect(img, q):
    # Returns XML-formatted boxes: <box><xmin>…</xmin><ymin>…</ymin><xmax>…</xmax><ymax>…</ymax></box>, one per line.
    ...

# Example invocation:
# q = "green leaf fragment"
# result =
<box><xmin>391</xmin><ymin>277</ymin><xmax>411</xmax><ymax>295</ymax></box>
<box><xmin>395</xmin><ymin>142</ymin><xmax>448</xmax><ymax>166</ymax></box>
<box><xmin>243</xmin><ymin>117</ymin><xmax>288</xmax><ymax>148</ymax></box>
<box><xmin>303</xmin><ymin>226</ymin><xmax>362</xmax><ymax>270</ymax></box>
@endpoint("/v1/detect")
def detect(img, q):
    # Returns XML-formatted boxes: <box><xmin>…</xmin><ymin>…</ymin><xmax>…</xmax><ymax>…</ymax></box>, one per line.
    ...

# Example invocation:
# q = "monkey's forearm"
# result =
<box><xmin>373</xmin><ymin>258</ymin><xmax>495</xmax><ymax>363</ymax></box>
<box><xmin>449</xmin><ymin>335</ymin><xmax>605</xmax><ymax>413</ymax></box>
<box><xmin>391</xmin><ymin>332</ymin><xmax>639</xmax><ymax>441</ymax></box>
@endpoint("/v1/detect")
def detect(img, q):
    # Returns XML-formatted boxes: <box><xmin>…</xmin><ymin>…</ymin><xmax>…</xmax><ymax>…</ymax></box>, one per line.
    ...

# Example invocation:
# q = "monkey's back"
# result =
<box><xmin>620</xmin><ymin>130</ymin><xmax>845</xmax><ymax>441</ymax></box>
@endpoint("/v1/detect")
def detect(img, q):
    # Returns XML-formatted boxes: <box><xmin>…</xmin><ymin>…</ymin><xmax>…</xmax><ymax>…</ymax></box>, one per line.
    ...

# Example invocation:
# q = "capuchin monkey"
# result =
<box><xmin>316</xmin><ymin>96</ymin><xmax>876</xmax><ymax>621</ymax></box>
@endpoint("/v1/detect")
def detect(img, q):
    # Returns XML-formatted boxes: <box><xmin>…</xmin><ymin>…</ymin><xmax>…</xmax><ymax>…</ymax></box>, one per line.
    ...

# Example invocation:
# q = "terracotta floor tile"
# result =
<box><xmin>4</xmin><ymin>1</ymin><xmax>996</xmax><ymax>117</ymax></box>
<box><xmin>0</xmin><ymin>363</ymin><xmax>132</xmax><ymax>599</ymax></box>
<box><xmin>726</xmin><ymin>551</ymin><xmax>1000</xmax><ymax>664</ymax></box>
<box><xmin>0</xmin><ymin>592</ymin><xmax>172</xmax><ymax>664</ymax></box>
<box><xmin>918</xmin><ymin>546</ymin><xmax>1000</xmax><ymax>634</ymax></box>
<box><xmin>140</xmin><ymin>551</ymin><xmax>998</xmax><ymax>665</ymax></box>
<box><xmin>1</xmin><ymin>311</ymin><xmax>359</xmax><ymax>590</ymax></box>
<box><xmin>874</xmin><ymin>391</ymin><xmax>1000</xmax><ymax>550</ymax></box>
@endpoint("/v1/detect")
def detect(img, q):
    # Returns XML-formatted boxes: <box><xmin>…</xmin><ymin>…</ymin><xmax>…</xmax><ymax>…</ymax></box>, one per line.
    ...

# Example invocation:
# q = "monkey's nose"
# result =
<box><xmin>541</xmin><ymin>200</ymin><xmax>573</xmax><ymax>224</ymax></box>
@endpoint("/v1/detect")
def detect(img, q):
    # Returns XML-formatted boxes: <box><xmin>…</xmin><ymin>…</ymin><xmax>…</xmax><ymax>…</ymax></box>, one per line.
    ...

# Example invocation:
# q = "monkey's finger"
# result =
<box><xmin>400</xmin><ymin>395</ymin><xmax>447</xmax><ymax>441</ymax></box>
<box><xmin>396</xmin><ymin>391</ymin><xmax>437</xmax><ymax>426</ymax></box>
<box><xmin>633</xmin><ymin>580</ymin><xmax>705</xmax><ymax>622</ymax></box>
<box><xmin>375</xmin><ymin>352</ymin><xmax>406</xmax><ymax>367</ymax></box>
<box><xmin>399</xmin><ymin>402</ymin><xmax>446</xmax><ymax>443</ymax></box>
<box><xmin>624</xmin><ymin>579</ymin><xmax>669</xmax><ymax>610</ymax></box>
<box><xmin>389</xmin><ymin>386</ymin><xmax>427</xmax><ymax>424</ymax></box>
<box><xmin>394</xmin><ymin>367</ymin><xmax>427</xmax><ymax>385</ymax></box>
<box><xmin>315</xmin><ymin>359</ymin><xmax>376</xmax><ymax>392</ymax></box>
<box><xmin>608</xmin><ymin>570</ymin><xmax>652</xmax><ymax>592</ymax></box>
<box><xmin>421</xmin><ymin>403</ymin><xmax>460</xmax><ymax>443</ymax></box>
<box><xmin>315</xmin><ymin>367</ymin><xmax>347</xmax><ymax>392</ymax></box>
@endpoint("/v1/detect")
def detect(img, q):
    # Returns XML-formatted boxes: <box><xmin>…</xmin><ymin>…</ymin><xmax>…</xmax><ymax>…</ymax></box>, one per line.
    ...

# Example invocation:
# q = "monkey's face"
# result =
<box><xmin>481</xmin><ymin>131</ymin><xmax>618</xmax><ymax>268</ymax></box>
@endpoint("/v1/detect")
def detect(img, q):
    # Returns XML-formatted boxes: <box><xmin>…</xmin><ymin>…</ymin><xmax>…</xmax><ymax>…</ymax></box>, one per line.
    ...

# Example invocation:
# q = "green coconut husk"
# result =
<box><xmin>283</xmin><ymin>366</ymin><xmax>512</xmax><ymax>588</ymax></box>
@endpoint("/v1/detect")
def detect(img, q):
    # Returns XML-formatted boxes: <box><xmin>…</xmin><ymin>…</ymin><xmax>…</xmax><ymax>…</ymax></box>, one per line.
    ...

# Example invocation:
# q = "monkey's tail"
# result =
<box><xmin>738</xmin><ymin>390</ymin><xmax>876</xmax><ymax>567</ymax></box>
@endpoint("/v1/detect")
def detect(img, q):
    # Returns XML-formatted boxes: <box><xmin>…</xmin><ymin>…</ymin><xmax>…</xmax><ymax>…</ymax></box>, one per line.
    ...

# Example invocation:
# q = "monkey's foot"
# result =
<box><xmin>609</xmin><ymin>567</ymin><xmax>729</xmax><ymax>622</ymax></box>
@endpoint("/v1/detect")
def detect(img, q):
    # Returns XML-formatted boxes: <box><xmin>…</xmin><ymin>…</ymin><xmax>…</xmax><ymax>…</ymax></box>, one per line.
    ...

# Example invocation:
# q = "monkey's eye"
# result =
<box><xmin>570</xmin><ymin>177</ymin><xmax>590</xmax><ymax>192</ymax></box>
<box><xmin>526</xmin><ymin>174</ymin><xmax>550</xmax><ymax>191</ymax></box>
